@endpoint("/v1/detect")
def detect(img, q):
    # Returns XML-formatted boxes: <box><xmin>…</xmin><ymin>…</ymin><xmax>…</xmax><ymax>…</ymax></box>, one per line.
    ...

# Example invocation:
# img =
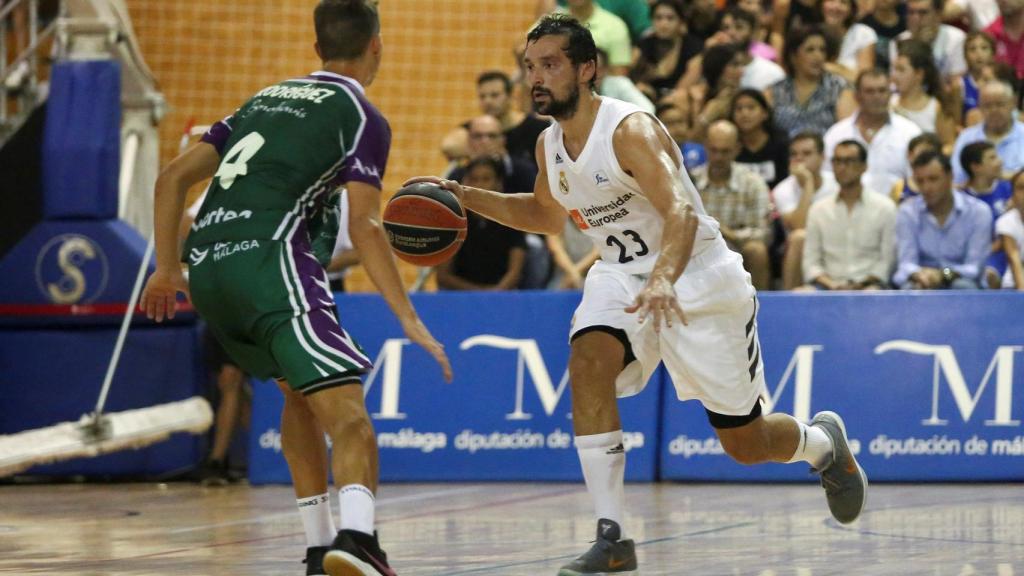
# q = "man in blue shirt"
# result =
<box><xmin>951</xmin><ymin>81</ymin><xmax>1024</xmax><ymax>185</ymax></box>
<box><xmin>894</xmin><ymin>151</ymin><xmax>993</xmax><ymax>289</ymax></box>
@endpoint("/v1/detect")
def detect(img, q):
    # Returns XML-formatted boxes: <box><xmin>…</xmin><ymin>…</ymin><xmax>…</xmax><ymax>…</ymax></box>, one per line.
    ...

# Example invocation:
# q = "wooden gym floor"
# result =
<box><xmin>0</xmin><ymin>482</ymin><xmax>1022</xmax><ymax>575</ymax></box>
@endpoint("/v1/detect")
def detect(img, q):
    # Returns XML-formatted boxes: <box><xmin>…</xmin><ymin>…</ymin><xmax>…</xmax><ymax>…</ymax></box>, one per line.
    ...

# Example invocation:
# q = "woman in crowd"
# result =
<box><xmin>769</xmin><ymin>24</ymin><xmax>855</xmax><ymax>136</ymax></box>
<box><xmin>632</xmin><ymin>0</ymin><xmax>703</xmax><ymax>103</ymax></box>
<box><xmin>955</xmin><ymin>32</ymin><xmax>997</xmax><ymax>127</ymax></box>
<box><xmin>890</xmin><ymin>39</ymin><xmax>956</xmax><ymax>147</ymax></box>
<box><xmin>732</xmin><ymin>88</ymin><xmax>790</xmax><ymax>188</ymax></box>
<box><xmin>693</xmin><ymin>43</ymin><xmax>748</xmax><ymax>134</ymax></box>
<box><xmin>819</xmin><ymin>0</ymin><xmax>877</xmax><ymax>83</ymax></box>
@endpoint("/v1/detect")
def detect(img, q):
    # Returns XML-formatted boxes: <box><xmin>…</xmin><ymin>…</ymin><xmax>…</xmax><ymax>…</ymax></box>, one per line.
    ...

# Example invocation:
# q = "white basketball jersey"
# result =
<box><xmin>544</xmin><ymin>97</ymin><xmax>721</xmax><ymax>274</ymax></box>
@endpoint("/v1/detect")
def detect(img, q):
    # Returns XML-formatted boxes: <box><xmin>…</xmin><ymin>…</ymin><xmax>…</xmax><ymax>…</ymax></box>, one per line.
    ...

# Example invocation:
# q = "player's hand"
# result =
<box><xmin>624</xmin><ymin>275</ymin><xmax>687</xmax><ymax>333</ymax></box>
<box><xmin>400</xmin><ymin>316</ymin><xmax>453</xmax><ymax>383</ymax></box>
<box><xmin>403</xmin><ymin>176</ymin><xmax>465</xmax><ymax>203</ymax></box>
<box><xmin>140</xmin><ymin>267</ymin><xmax>191</xmax><ymax>322</ymax></box>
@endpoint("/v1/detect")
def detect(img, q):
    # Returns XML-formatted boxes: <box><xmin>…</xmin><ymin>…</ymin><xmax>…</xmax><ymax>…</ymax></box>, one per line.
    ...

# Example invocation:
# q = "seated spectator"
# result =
<box><xmin>985</xmin><ymin>0</ymin><xmax>1024</xmax><ymax>81</ymax></box>
<box><xmin>819</xmin><ymin>0</ymin><xmax>877</xmax><ymax>83</ymax></box>
<box><xmin>773</xmin><ymin>132</ymin><xmax>840</xmax><ymax>288</ymax></box>
<box><xmin>631</xmin><ymin>0</ymin><xmax>702</xmax><ymax>103</ymax></box>
<box><xmin>955</xmin><ymin>33</ymin><xmax>997</xmax><ymax>128</ymax></box>
<box><xmin>951</xmin><ymin>80</ymin><xmax>1024</xmax><ymax>185</ymax></box>
<box><xmin>732</xmin><ymin>88</ymin><xmax>790</xmax><ymax>188</ymax></box>
<box><xmin>731</xmin><ymin>0</ymin><xmax>782</xmax><ymax>61</ymax></box>
<box><xmin>891</xmin><ymin>0</ymin><xmax>966</xmax><ymax>81</ymax></box>
<box><xmin>540</xmin><ymin>0</ymin><xmax>652</xmax><ymax>44</ymax></box>
<box><xmin>692</xmin><ymin>43</ymin><xmax>747</xmax><ymax>133</ymax></box>
<box><xmin>657</xmin><ymin>101</ymin><xmax>706</xmax><ymax>171</ymax></box>
<box><xmin>860</xmin><ymin>0</ymin><xmax>905</xmax><ymax>73</ymax></box>
<box><xmin>715</xmin><ymin>8</ymin><xmax>787</xmax><ymax>89</ymax></box>
<box><xmin>555</xmin><ymin>0</ymin><xmax>632</xmax><ymax>75</ymax></box>
<box><xmin>890</xmin><ymin>39</ymin><xmax>956</xmax><ymax>147</ymax></box>
<box><xmin>960</xmin><ymin>141</ymin><xmax>1014</xmax><ymax>287</ymax></box>
<box><xmin>440</xmin><ymin>71</ymin><xmax>550</xmax><ymax>170</ymax></box>
<box><xmin>438</xmin><ymin>157</ymin><xmax>527</xmax><ymax>290</ymax></box>
<box><xmin>596</xmin><ymin>48</ymin><xmax>654</xmax><ymax>113</ymax></box>
<box><xmin>824</xmin><ymin>69</ymin><xmax>921</xmax><ymax>196</ymax></box>
<box><xmin>546</xmin><ymin>218</ymin><xmax>600</xmax><ymax>289</ymax></box>
<box><xmin>996</xmin><ymin>170</ymin><xmax>1024</xmax><ymax>289</ymax></box>
<box><xmin>801</xmin><ymin>139</ymin><xmax>897</xmax><ymax>290</ymax></box>
<box><xmin>681</xmin><ymin>0</ymin><xmax>718</xmax><ymax>43</ymax></box>
<box><xmin>889</xmin><ymin>132</ymin><xmax>943</xmax><ymax>203</ymax></box>
<box><xmin>691</xmin><ymin>120</ymin><xmax>772</xmax><ymax>289</ymax></box>
<box><xmin>770</xmin><ymin>24</ymin><xmax>855</xmax><ymax>137</ymax></box>
<box><xmin>449</xmin><ymin>115</ymin><xmax>537</xmax><ymax>193</ymax></box>
<box><xmin>893</xmin><ymin>152</ymin><xmax>993</xmax><ymax>289</ymax></box>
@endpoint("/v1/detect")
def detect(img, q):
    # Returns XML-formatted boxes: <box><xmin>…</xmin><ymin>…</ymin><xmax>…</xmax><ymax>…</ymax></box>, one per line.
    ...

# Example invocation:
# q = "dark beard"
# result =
<box><xmin>533</xmin><ymin>84</ymin><xmax>581</xmax><ymax>120</ymax></box>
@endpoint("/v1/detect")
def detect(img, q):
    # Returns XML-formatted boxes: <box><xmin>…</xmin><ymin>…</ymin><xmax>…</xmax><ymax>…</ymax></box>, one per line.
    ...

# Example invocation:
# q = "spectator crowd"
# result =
<box><xmin>434</xmin><ymin>0</ymin><xmax>1024</xmax><ymax>292</ymax></box>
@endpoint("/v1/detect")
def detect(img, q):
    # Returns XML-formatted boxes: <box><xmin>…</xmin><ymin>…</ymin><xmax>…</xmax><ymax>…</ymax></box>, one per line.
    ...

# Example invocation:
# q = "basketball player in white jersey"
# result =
<box><xmin>408</xmin><ymin>14</ymin><xmax>867</xmax><ymax>575</ymax></box>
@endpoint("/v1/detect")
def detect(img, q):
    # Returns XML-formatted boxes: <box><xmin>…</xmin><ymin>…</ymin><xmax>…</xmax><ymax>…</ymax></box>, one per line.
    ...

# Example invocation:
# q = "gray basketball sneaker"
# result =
<box><xmin>558</xmin><ymin>518</ymin><xmax>637</xmax><ymax>576</ymax></box>
<box><xmin>811</xmin><ymin>411</ymin><xmax>868</xmax><ymax>524</ymax></box>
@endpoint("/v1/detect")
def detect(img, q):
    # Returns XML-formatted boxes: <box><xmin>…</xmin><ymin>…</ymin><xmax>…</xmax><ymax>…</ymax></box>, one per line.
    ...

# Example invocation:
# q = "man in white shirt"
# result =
<box><xmin>802</xmin><ymin>139</ymin><xmax>897</xmax><ymax>290</ymax></box>
<box><xmin>824</xmin><ymin>69</ymin><xmax>922</xmax><ymax>198</ymax></box>
<box><xmin>891</xmin><ymin>0</ymin><xmax>967</xmax><ymax>79</ymax></box>
<box><xmin>772</xmin><ymin>132</ymin><xmax>839</xmax><ymax>289</ymax></box>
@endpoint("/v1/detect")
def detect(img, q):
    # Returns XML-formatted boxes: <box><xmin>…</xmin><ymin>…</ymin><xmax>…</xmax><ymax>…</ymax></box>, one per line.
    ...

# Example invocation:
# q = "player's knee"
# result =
<box><xmin>217</xmin><ymin>365</ymin><xmax>245</xmax><ymax>394</ymax></box>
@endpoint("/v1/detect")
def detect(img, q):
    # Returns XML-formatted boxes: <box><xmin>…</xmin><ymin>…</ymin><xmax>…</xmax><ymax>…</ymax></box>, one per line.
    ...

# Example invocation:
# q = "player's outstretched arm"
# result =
<box><xmin>403</xmin><ymin>136</ymin><xmax>566</xmax><ymax>235</ymax></box>
<box><xmin>616</xmin><ymin>112</ymin><xmax>699</xmax><ymax>331</ymax></box>
<box><xmin>346</xmin><ymin>181</ymin><xmax>453</xmax><ymax>382</ymax></box>
<box><xmin>140</xmin><ymin>141</ymin><xmax>220</xmax><ymax>322</ymax></box>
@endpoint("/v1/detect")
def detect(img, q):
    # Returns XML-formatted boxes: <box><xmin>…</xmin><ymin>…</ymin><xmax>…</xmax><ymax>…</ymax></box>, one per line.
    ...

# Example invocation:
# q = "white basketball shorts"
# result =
<box><xmin>570</xmin><ymin>239</ymin><xmax>767</xmax><ymax>416</ymax></box>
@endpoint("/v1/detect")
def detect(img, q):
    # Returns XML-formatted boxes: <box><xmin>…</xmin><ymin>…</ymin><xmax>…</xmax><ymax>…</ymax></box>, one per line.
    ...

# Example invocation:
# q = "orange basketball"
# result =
<box><xmin>382</xmin><ymin>182</ymin><xmax>468</xmax><ymax>267</ymax></box>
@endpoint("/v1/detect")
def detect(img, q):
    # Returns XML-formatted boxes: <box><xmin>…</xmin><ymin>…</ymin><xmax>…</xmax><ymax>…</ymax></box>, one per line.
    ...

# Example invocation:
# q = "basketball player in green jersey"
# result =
<box><xmin>140</xmin><ymin>2</ymin><xmax>451</xmax><ymax>575</ymax></box>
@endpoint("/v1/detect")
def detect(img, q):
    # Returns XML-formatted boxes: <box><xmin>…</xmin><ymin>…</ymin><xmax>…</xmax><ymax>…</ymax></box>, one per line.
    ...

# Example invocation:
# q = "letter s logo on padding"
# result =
<box><xmin>35</xmin><ymin>234</ymin><xmax>110</xmax><ymax>305</ymax></box>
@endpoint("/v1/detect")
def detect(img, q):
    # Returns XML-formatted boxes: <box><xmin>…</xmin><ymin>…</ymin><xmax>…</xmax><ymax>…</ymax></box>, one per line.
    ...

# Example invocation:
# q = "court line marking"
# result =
<box><xmin>0</xmin><ymin>486</ymin><xmax>579</xmax><ymax>572</ymax></box>
<box><xmin>167</xmin><ymin>485</ymin><xmax>486</xmax><ymax>534</ymax></box>
<box><xmin>440</xmin><ymin>521</ymin><xmax>758</xmax><ymax>575</ymax></box>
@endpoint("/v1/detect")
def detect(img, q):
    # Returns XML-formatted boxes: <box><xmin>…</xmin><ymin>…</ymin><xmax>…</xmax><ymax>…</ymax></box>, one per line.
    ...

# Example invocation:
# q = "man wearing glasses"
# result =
<box><xmin>801</xmin><ymin>140</ymin><xmax>898</xmax><ymax>290</ymax></box>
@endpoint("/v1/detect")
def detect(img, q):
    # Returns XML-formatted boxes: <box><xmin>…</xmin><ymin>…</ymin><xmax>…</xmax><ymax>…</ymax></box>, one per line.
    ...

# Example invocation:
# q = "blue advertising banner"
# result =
<box><xmin>249</xmin><ymin>291</ymin><xmax>661</xmax><ymax>484</ymax></box>
<box><xmin>661</xmin><ymin>292</ymin><xmax>1024</xmax><ymax>482</ymax></box>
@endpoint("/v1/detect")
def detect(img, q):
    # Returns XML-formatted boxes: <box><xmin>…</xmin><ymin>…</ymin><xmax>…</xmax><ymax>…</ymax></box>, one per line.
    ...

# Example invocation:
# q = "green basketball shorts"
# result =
<box><xmin>187</xmin><ymin>238</ymin><xmax>371</xmax><ymax>394</ymax></box>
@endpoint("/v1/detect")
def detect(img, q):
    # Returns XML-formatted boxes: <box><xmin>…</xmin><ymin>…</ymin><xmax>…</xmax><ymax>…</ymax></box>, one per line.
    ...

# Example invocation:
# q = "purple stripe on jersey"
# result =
<box><xmin>288</xmin><ymin>225</ymin><xmax>372</xmax><ymax>368</ymax></box>
<box><xmin>307</xmin><ymin>73</ymin><xmax>392</xmax><ymax>191</ymax></box>
<box><xmin>201</xmin><ymin>119</ymin><xmax>233</xmax><ymax>155</ymax></box>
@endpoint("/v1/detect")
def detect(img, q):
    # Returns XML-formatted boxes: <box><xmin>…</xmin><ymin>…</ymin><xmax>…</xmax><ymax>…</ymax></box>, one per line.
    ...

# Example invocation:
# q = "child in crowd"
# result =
<box><xmin>958</xmin><ymin>32</ymin><xmax>997</xmax><ymax>127</ymax></box>
<box><xmin>960</xmin><ymin>141</ymin><xmax>1014</xmax><ymax>287</ymax></box>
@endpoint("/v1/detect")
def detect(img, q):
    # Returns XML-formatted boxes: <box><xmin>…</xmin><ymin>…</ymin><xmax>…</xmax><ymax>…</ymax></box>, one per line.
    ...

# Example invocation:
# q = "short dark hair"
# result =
<box><xmin>908</xmin><ymin>132</ymin><xmax>943</xmax><ymax>155</ymax></box>
<box><xmin>790</xmin><ymin>131</ymin><xmax>824</xmax><ymax>154</ymax></box>
<box><xmin>896</xmin><ymin>38</ymin><xmax>942</xmax><ymax>97</ymax></box>
<box><xmin>527</xmin><ymin>14</ymin><xmax>599</xmax><ymax>90</ymax></box>
<box><xmin>464</xmin><ymin>156</ymin><xmax>506</xmax><ymax>181</ymax></box>
<box><xmin>314</xmin><ymin>0</ymin><xmax>380</xmax><ymax>61</ymax></box>
<box><xmin>855</xmin><ymin>68</ymin><xmax>889</xmax><ymax>91</ymax></box>
<box><xmin>477</xmin><ymin>70</ymin><xmax>513</xmax><ymax>95</ymax></box>
<box><xmin>911</xmin><ymin>150</ymin><xmax>951</xmax><ymax>173</ymax></box>
<box><xmin>722</xmin><ymin>7</ymin><xmax>757</xmax><ymax>37</ymax></box>
<box><xmin>960</xmin><ymin>141</ymin><xmax>995</xmax><ymax>180</ymax></box>
<box><xmin>965</xmin><ymin>31</ymin><xmax>996</xmax><ymax>59</ymax></box>
<box><xmin>835</xmin><ymin>139</ymin><xmax>868</xmax><ymax>163</ymax></box>
<box><xmin>702</xmin><ymin>43</ymin><xmax>742</xmax><ymax>96</ymax></box>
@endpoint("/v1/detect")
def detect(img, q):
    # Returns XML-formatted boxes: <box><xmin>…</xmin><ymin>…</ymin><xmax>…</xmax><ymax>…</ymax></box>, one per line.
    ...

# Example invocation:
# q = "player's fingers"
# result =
<box><xmin>672</xmin><ymin>300</ymin><xmax>688</xmax><ymax>326</ymax></box>
<box><xmin>650</xmin><ymin>305</ymin><xmax>663</xmax><ymax>333</ymax></box>
<box><xmin>152</xmin><ymin>294</ymin><xmax>165</xmax><ymax>323</ymax></box>
<box><xmin>165</xmin><ymin>294</ymin><xmax>177</xmax><ymax>320</ymax></box>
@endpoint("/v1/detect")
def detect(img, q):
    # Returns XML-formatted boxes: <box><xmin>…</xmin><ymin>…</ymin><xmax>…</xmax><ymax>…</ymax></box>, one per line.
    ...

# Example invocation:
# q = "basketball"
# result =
<box><xmin>382</xmin><ymin>182</ymin><xmax>468</xmax><ymax>267</ymax></box>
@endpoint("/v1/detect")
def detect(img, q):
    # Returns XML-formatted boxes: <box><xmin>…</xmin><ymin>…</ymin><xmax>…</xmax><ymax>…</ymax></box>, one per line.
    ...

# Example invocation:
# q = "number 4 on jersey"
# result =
<box><xmin>214</xmin><ymin>132</ymin><xmax>265</xmax><ymax>189</ymax></box>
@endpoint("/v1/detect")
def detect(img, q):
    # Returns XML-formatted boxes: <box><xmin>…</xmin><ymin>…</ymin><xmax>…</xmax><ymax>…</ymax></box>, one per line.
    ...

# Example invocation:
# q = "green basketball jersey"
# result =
<box><xmin>183</xmin><ymin>71</ymin><xmax>390</xmax><ymax>265</ymax></box>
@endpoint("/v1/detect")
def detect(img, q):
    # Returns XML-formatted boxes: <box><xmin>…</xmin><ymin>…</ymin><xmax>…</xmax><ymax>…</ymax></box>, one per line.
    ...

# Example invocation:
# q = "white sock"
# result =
<box><xmin>787</xmin><ymin>420</ymin><xmax>833</xmax><ymax>469</ymax></box>
<box><xmin>338</xmin><ymin>484</ymin><xmax>375</xmax><ymax>536</ymax></box>
<box><xmin>296</xmin><ymin>493</ymin><xmax>336</xmax><ymax>547</ymax></box>
<box><xmin>575</xmin><ymin>430</ymin><xmax>626</xmax><ymax>537</ymax></box>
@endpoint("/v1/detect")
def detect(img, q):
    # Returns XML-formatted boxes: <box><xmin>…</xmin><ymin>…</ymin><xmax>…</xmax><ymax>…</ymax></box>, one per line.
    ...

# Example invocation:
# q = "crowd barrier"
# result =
<box><xmin>249</xmin><ymin>291</ymin><xmax>1024</xmax><ymax>484</ymax></box>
